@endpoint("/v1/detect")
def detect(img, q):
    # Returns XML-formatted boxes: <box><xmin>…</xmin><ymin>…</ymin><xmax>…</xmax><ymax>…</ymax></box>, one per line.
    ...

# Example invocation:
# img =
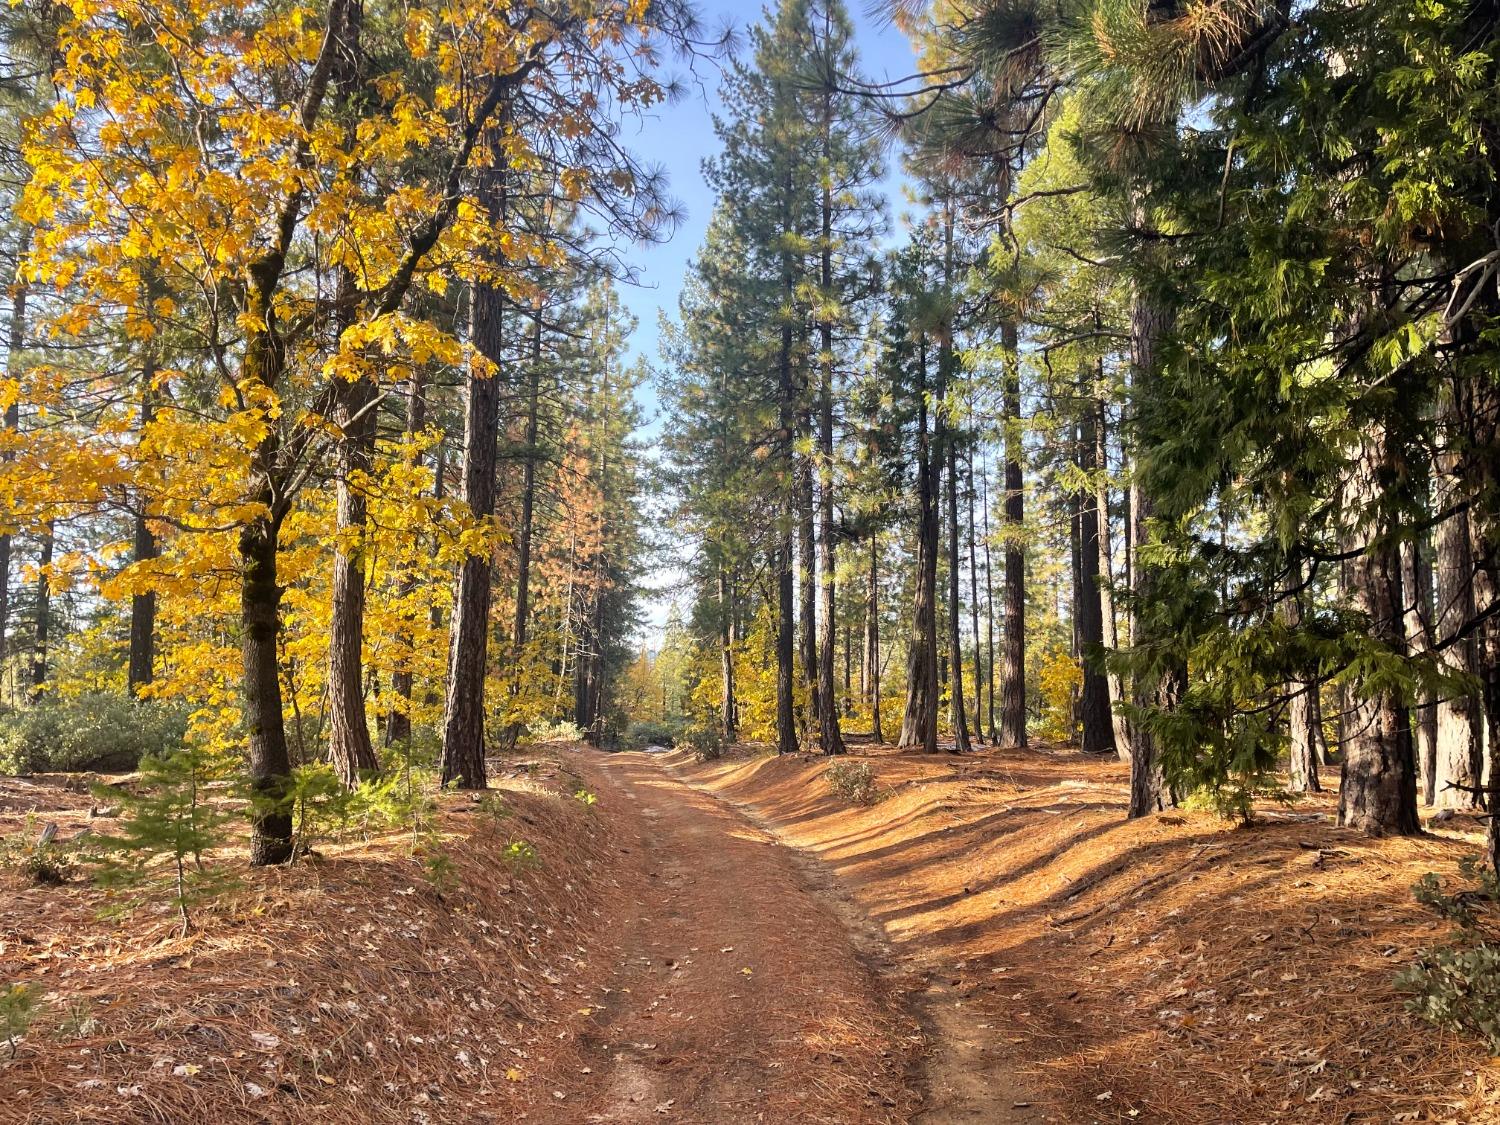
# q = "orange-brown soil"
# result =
<box><xmin>2</xmin><ymin>741</ymin><xmax>1495</xmax><ymax>1124</ymax></box>
<box><xmin>663</xmin><ymin>740</ymin><xmax>1500</xmax><ymax>1124</ymax></box>
<box><xmin>0</xmin><ymin>748</ymin><xmax>919</xmax><ymax>1124</ymax></box>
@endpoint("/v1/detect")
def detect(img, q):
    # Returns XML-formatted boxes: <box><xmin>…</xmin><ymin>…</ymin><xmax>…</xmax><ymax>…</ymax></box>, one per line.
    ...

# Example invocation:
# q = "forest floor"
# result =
<box><xmin>0</xmin><ymin>747</ymin><xmax>919</xmax><ymax>1124</ymax></box>
<box><xmin>658</xmin><ymin>738</ymin><xmax>1500</xmax><ymax>1124</ymax></box>
<box><xmin>2</xmin><ymin>741</ymin><xmax>1497</xmax><ymax>1124</ymax></box>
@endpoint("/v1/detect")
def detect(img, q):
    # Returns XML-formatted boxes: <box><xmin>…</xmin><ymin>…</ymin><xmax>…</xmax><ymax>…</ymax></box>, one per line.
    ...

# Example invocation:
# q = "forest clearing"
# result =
<box><xmin>4</xmin><ymin>0</ymin><xmax>1500</xmax><ymax>1120</ymax></box>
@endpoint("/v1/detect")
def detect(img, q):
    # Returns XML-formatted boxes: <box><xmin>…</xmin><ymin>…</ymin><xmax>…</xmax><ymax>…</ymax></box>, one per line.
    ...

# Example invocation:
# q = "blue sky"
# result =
<box><xmin>615</xmin><ymin>0</ymin><xmax>917</xmax><ymax>384</ymax></box>
<box><xmin>613</xmin><ymin>1</ymin><xmax>918</xmax><ymax>641</ymax></box>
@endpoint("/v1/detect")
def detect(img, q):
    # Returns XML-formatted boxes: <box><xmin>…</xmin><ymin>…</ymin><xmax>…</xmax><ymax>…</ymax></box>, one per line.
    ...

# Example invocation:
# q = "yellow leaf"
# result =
<box><xmin>505</xmin><ymin>1068</ymin><xmax>523</xmax><ymax>1082</ymax></box>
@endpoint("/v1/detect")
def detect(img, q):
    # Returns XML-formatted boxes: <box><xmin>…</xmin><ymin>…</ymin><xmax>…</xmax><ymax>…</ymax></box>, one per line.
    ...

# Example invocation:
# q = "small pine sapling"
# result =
<box><xmin>285</xmin><ymin>761</ymin><xmax>359</xmax><ymax>860</ymax></box>
<box><xmin>91</xmin><ymin>745</ymin><xmax>236</xmax><ymax>936</ymax></box>
<box><xmin>1</xmin><ymin>983</ymin><xmax>43</xmax><ymax>1058</ymax></box>
<box><xmin>416</xmin><ymin>844</ymin><xmax>459</xmax><ymax>895</ymax></box>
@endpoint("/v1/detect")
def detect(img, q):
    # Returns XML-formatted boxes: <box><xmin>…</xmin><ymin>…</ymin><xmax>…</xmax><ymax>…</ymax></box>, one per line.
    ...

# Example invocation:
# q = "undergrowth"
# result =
<box><xmin>0</xmin><ymin>817</ymin><xmax>82</xmax><ymax>885</ymax></box>
<box><xmin>682</xmin><ymin>720</ymin><xmax>723</xmax><ymax>762</ymax></box>
<box><xmin>1400</xmin><ymin>856</ymin><xmax>1500</xmax><ymax>1051</ymax></box>
<box><xmin>825</xmin><ymin>760</ymin><xmax>880</xmax><ymax>806</ymax></box>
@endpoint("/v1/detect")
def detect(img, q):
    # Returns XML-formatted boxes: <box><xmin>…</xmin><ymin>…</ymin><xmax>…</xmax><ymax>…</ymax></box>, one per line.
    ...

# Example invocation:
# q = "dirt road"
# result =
<box><xmin>554</xmin><ymin>749</ymin><xmax>917</xmax><ymax>1124</ymax></box>
<box><xmin>556</xmin><ymin>749</ymin><xmax>1043</xmax><ymax>1125</ymax></box>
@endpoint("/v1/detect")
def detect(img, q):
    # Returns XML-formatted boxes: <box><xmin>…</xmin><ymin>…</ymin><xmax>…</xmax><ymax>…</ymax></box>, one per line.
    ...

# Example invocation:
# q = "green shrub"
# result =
<box><xmin>1399</xmin><ymin>857</ymin><xmax>1500</xmax><ymax>1051</ymax></box>
<box><xmin>620</xmin><ymin>718</ymin><xmax>686</xmax><ymax>749</ymax></box>
<box><xmin>681</xmin><ymin>720</ymin><xmax>722</xmax><ymax>762</ymax></box>
<box><xmin>0</xmin><ymin>819</ymin><xmax>81</xmax><ymax>885</ymax></box>
<box><xmin>0</xmin><ymin>694</ymin><xmax>189</xmax><ymax>775</ymax></box>
<box><xmin>501</xmin><ymin>839</ymin><xmax>539</xmax><ymax>880</ymax></box>
<box><xmin>523</xmin><ymin>719</ymin><xmax>585</xmax><ymax>745</ymax></box>
<box><xmin>825</xmin><ymin>760</ymin><xmax>880</xmax><ymax>806</ymax></box>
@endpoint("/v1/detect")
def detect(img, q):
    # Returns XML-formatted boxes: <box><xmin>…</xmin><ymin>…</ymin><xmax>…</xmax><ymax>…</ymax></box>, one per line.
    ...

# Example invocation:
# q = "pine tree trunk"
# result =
<box><xmin>1094</xmin><ymin>394</ymin><xmax>1130</xmax><ymax>761</ymax></box>
<box><xmin>982</xmin><ymin>456</ymin><xmax>998</xmax><ymax>741</ymax></box>
<box><xmin>325</xmin><ymin>0</ymin><xmax>378</xmax><ymax>786</ymax></box>
<box><xmin>1283</xmin><ymin>560</ymin><xmax>1324</xmax><ymax>793</ymax></box>
<box><xmin>798</xmin><ymin>443</ymin><xmax>818</xmax><ymax>734</ymax></box>
<box><xmin>814</xmin><ymin>169</ymin><xmax>843</xmax><ymax>753</ymax></box>
<box><xmin>0</xmin><ymin>225</ymin><xmax>29</xmax><ymax>677</ymax></box>
<box><xmin>1126</xmin><ymin>277</ymin><xmax>1177</xmax><ymax>818</ymax></box>
<box><xmin>900</xmin><ymin>335</ymin><xmax>940</xmax><ymax>754</ymax></box>
<box><xmin>327</xmin><ymin>292</ymin><xmax>379</xmax><ymax>784</ymax></box>
<box><xmin>498</xmin><ymin>298</ymin><xmax>544</xmax><ymax>754</ymax></box>
<box><xmin>966</xmin><ymin>443</ymin><xmax>985</xmax><ymax>745</ymax></box>
<box><xmin>867</xmin><ymin>537</ymin><xmax>883</xmax><ymax>744</ymax></box>
<box><xmin>439</xmin><ymin>150</ymin><xmax>506</xmax><ymax>791</ymax></box>
<box><xmin>1076</xmin><ymin>397</ymin><xmax>1113</xmax><ymax>755</ymax></box>
<box><xmin>1401</xmin><ymin>536</ymin><xmax>1438</xmax><ymax>804</ymax></box>
<box><xmin>1434</xmin><ymin>385</ymin><xmax>1483</xmax><ymax>808</ymax></box>
<box><xmin>946</xmin><ymin>435</ymin><xmax>972</xmax><ymax>755</ymax></box>
<box><xmin>1337</xmin><ymin>429</ymin><xmax>1419</xmax><ymax>836</ymax></box>
<box><xmin>1458</xmin><ymin>378</ymin><xmax>1499</xmax><ymax>869</ymax></box>
<box><xmin>775</xmin><ymin>169</ymin><xmax>798</xmax><ymax>757</ymax></box>
<box><xmin>719</xmin><ymin>565</ymin><xmax>737</xmax><ymax>742</ymax></box>
<box><xmin>1287</xmin><ymin>685</ymin><xmax>1326</xmax><ymax>794</ymax></box>
<box><xmin>1480</xmin><ymin>579</ymin><xmax>1500</xmax><ymax>872</ymax></box>
<box><xmin>776</xmin><ymin>539</ymin><xmax>797</xmax><ymax>755</ymax></box>
<box><xmin>999</xmin><ymin>320</ymin><xmax>1026</xmax><ymax>748</ymax></box>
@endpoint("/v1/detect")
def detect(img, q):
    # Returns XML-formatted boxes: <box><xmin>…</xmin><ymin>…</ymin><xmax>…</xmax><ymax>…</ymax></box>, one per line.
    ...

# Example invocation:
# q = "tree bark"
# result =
<box><xmin>946</xmin><ymin>433</ymin><xmax>972</xmax><ymax>754</ymax></box>
<box><xmin>0</xmin><ymin>225</ymin><xmax>29</xmax><ymax>677</ymax></box>
<box><xmin>326</xmin><ymin>296</ymin><xmax>379</xmax><ymax>784</ymax></box>
<box><xmin>128</xmin><ymin>362</ymin><xmax>158</xmax><ymax>695</ymax></box>
<box><xmin>810</xmin><ymin>73</ymin><xmax>844</xmax><ymax>756</ymax></box>
<box><xmin>497</xmin><ymin>296</ymin><xmax>545</xmax><ymax>754</ymax></box>
<box><xmin>239</xmin><ymin>253</ymin><xmax>298</xmax><ymax>867</ymax></box>
<box><xmin>1282</xmin><ymin>560</ymin><xmax>1324</xmax><ymax>793</ymax></box>
<box><xmin>386</xmin><ymin>372</ymin><xmax>429</xmax><ymax>747</ymax></box>
<box><xmin>982</xmin><ymin>456</ymin><xmax>998</xmax><ymax>741</ymax></box>
<box><xmin>999</xmin><ymin>320</ymin><xmax>1026</xmax><ymax>748</ymax></box>
<box><xmin>815</xmin><ymin>284</ymin><xmax>844</xmax><ymax>755</ymax></box>
<box><xmin>1337</xmin><ymin>428</ymin><xmax>1419</xmax><ymax>836</ymax></box>
<box><xmin>900</xmin><ymin>334</ymin><xmax>940</xmax><ymax>754</ymax></box>
<box><xmin>1126</xmin><ymin>277</ymin><xmax>1177</xmax><ymax>818</ymax></box>
<box><xmin>439</xmin><ymin>151</ymin><xmax>507</xmax><ymax>791</ymax></box>
<box><xmin>241</xmin><ymin>512</ymin><xmax>293</xmax><ymax>865</ymax></box>
<box><xmin>866</xmin><ymin>537</ymin><xmax>883</xmax><ymax>744</ymax></box>
<box><xmin>775</xmin><ymin>168</ymin><xmax>798</xmax><ymax>757</ymax></box>
<box><xmin>28</xmin><ymin>522</ymin><xmax>53</xmax><ymax>703</ymax></box>
<box><xmin>1434</xmin><ymin>386</ymin><xmax>1483</xmax><ymax>808</ymax></box>
<box><xmin>966</xmin><ymin>442</ymin><xmax>986</xmax><ymax>745</ymax></box>
<box><xmin>1075</xmin><ymin>395</ymin><xmax>1113</xmax><ymax>755</ymax></box>
<box><xmin>325</xmin><ymin>0</ymin><xmax>380</xmax><ymax>786</ymax></box>
<box><xmin>719</xmin><ymin>564</ymin><xmax>737</xmax><ymax>742</ymax></box>
<box><xmin>1094</xmin><ymin>395</ymin><xmax>1131</xmax><ymax>761</ymax></box>
<box><xmin>1401</xmin><ymin>535</ymin><xmax>1438</xmax><ymax>804</ymax></box>
<box><xmin>798</xmin><ymin>441</ymin><xmax>818</xmax><ymax>735</ymax></box>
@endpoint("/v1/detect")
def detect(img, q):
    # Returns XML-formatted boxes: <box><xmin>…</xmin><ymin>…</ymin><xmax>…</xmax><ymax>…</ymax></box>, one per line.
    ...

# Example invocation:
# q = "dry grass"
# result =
<box><xmin>0</xmin><ymin>754</ymin><xmax>619</xmax><ymax>1124</ymax></box>
<box><xmin>671</xmin><ymin>741</ymin><xmax>1500</xmax><ymax>1124</ymax></box>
